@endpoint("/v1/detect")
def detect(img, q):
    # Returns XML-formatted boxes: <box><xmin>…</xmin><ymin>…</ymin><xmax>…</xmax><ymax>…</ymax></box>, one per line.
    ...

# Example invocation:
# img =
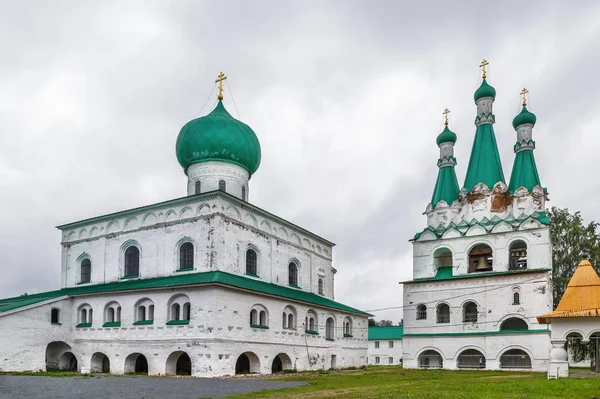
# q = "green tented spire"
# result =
<box><xmin>508</xmin><ymin>94</ymin><xmax>541</xmax><ymax>193</ymax></box>
<box><xmin>431</xmin><ymin>119</ymin><xmax>460</xmax><ymax>207</ymax></box>
<box><xmin>463</xmin><ymin>78</ymin><xmax>505</xmax><ymax>193</ymax></box>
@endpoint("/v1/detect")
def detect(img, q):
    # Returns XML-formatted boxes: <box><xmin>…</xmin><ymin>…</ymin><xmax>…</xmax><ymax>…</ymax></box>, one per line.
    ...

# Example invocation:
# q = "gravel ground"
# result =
<box><xmin>0</xmin><ymin>375</ymin><xmax>305</xmax><ymax>399</ymax></box>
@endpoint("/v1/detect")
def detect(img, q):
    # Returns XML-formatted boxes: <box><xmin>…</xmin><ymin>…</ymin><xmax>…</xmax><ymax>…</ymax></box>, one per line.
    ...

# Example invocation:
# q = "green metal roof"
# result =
<box><xmin>463</xmin><ymin>122</ymin><xmax>505</xmax><ymax>193</ymax></box>
<box><xmin>431</xmin><ymin>165</ymin><xmax>460</xmax><ymax>208</ymax></box>
<box><xmin>512</xmin><ymin>106</ymin><xmax>537</xmax><ymax>129</ymax></box>
<box><xmin>176</xmin><ymin>100</ymin><xmax>261</xmax><ymax>175</ymax></box>
<box><xmin>0</xmin><ymin>271</ymin><xmax>370</xmax><ymax>316</ymax></box>
<box><xmin>368</xmin><ymin>326</ymin><xmax>404</xmax><ymax>340</ymax></box>
<box><xmin>436</xmin><ymin>126</ymin><xmax>457</xmax><ymax>145</ymax></box>
<box><xmin>508</xmin><ymin>147</ymin><xmax>541</xmax><ymax>194</ymax></box>
<box><xmin>474</xmin><ymin>79</ymin><xmax>496</xmax><ymax>101</ymax></box>
<box><xmin>402</xmin><ymin>268</ymin><xmax>551</xmax><ymax>284</ymax></box>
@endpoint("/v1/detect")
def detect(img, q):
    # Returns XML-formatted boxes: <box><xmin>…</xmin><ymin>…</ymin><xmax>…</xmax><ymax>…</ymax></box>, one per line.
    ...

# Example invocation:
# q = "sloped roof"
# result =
<box><xmin>538</xmin><ymin>258</ymin><xmax>600</xmax><ymax>324</ymax></box>
<box><xmin>0</xmin><ymin>271</ymin><xmax>370</xmax><ymax>316</ymax></box>
<box><xmin>368</xmin><ymin>326</ymin><xmax>404</xmax><ymax>340</ymax></box>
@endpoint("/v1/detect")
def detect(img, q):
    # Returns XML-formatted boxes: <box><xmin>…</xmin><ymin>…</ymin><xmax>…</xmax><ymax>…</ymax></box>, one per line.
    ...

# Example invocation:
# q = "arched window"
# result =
<box><xmin>433</xmin><ymin>248</ymin><xmax>453</xmax><ymax>268</ymax></box>
<box><xmin>183</xmin><ymin>302</ymin><xmax>191</xmax><ymax>321</ymax></box>
<box><xmin>416</xmin><ymin>304</ymin><xmax>427</xmax><ymax>320</ymax></box>
<box><xmin>500</xmin><ymin>349</ymin><xmax>531</xmax><ymax>369</ymax></box>
<box><xmin>283</xmin><ymin>305</ymin><xmax>297</xmax><ymax>330</ymax></box>
<box><xmin>318</xmin><ymin>278</ymin><xmax>324</xmax><ymax>295</ymax></box>
<box><xmin>81</xmin><ymin>309</ymin><xmax>87</xmax><ymax>323</ymax></box>
<box><xmin>250</xmin><ymin>305</ymin><xmax>268</xmax><ymax>327</ymax></box>
<box><xmin>107</xmin><ymin>308</ymin><xmax>115</xmax><ymax>323</ymax></box>
<box><xmin>194</xmin><ymin>181</ymin><xmax>201</xmax><ymax>194</ymax></box>
<box><xmin>80</xmin><ymin>259</ymin><xmax>91</xmax><ymax>283</ymax></box>
<box><xmin>468</xmin><ymin>244</ymin><xmax>493</xmax><ymax>273</ymax></box>
<box><xmin>246</xmin><ymin>249</ymin><xmax>258</xmax><ymax>276</ymax></box>
<box><xmin>509</xmin><ymin>240</ymin><xmax>527</xmax><ymax>269</ymax></box>
<box><xmin>457</xmin><ymin>349</ymin><xmax>486</xmax><ymax>369</ymax></box>
<box><xmin>513</xmin><ymin>292</ymin><xmax>521</xmax><ymax>305</ymax></box>
<box><xmin>171</xmin><ymin>303</ymin><xmax>181</xmax><ymax>321</ymax></box>
<box><xmin>288</xmin><ymin>262</ymin><xmax>299</xmax><ymax>287</ymax></box>
<box><xmin>242</xmin><ymin>186</ymin><xmax>246</xmax><ymax>201</ymax></box>
<box><xmin>179</xmin><ymin>242</ymin><xmax>194</xmax><ymax>270</ymax></box>
<box><xmin>500</xmin><ymin>317</ymin><xmax>528</xmax><ymax>331</ymax></box>
<box><xmin>305</xmin><ymin>310</ymin><xmax>318</xmax><ymax>332</ymax></box>
<box><xmin>218</xmin><ymin>180</ymin><xmax>226</xmax><ymax>191</ymax></box>
<box><xmin>326</xmin><ymin>317</ymin><xmax>335</xmax><ymax>340</ymax></box>
<box><xmin>51</xmin><ymin>308</ymin><xmax>60</xmax><ymax>324</ymax></box>
<box><xmin>78</xmin><ymin>304</ymin><xmax>93</xmax><ymax>326</ymax></box>
<box><xmin>124</xmin><ymin>246</ymin><xmax>140</xmax><ymax>277</ymax></box>
<box><xmin>436</xmin><ymin>303</ymin><xmax>450</xmax><ymax>323</ymax></box>
<box><xmin>343</xmin><ymin>317</ymin><xmax>352</xmax><ymax>336</ymax></box>
<box><xmin>463</xmin><ymin>302</ymin><xmax>478</xmax><ymax>323</ymax></box>
<box><xmin>134</xmin><ymin>298</ymin><xmax>154</xmax><ymax>324</ymax></box>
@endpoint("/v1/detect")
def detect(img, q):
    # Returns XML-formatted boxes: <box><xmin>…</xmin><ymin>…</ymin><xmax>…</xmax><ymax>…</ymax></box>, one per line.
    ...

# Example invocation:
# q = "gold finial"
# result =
<box><xmin>443</xmin><ymin>108</ymin><xmax>450</xmax><ymax>126</ymax></box>
<box><xmin>520</xmin><ymin>88</ymin><xmax>529</xmax><ymax>107</ymax></box>
<box><xmin>479</xmin><ymin>58</ymin><xmax>489</xmax><ymax>79</ymax></box>
<box><xmin>215</xmin><ymin>72</ymin><xmax>227</xmax><ymax>100</ymax></box>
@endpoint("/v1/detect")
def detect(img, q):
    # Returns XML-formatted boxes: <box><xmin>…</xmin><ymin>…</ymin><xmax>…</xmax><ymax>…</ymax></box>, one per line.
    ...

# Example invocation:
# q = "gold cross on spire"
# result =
<box><xmin>479</xmin><ymin>59</ymin><xmax>489</xmax><ymax>79</ymax></box>
<box><xmin>443</xmin><ymin>108</ymin><xmax>450</xmax><ymax>126</ymax></box>
<box><xmin>520</xmin><ymin>88</ymin><xmax>529</xmax><ymax>107</ymax></box>
<box><xmin>215</xmin><ymin>72</ymin><xmax>227</xmax><ymax>100</ymax></box>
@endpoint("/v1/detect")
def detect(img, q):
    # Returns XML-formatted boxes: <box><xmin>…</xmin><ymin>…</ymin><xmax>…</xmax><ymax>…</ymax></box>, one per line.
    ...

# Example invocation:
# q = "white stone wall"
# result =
<box><xmin>402</xmin><ymin>333</ymin><xmax>550</xmax><ymax>371</ymax></box>
<box><xmin>186</xmin><ymin>161</ymin><xmax>249</xmax><ymax>200</ymax></box>
<box><xmin>413</xmin><ymin>227</ymin><xmax>552</xmax><ymax>280</ymax></box>
<box><xmin>59</xmin><ymin>194</ymin><xmax>335</xmax><ymax>298</ymax></box>
<box><xmin>0</xmin><ymin>285</ymin><xmax>368</xmax><ymax>375</ymax></box>
<box><xmin>367</xmin><ymin>339</ymin><xmax>403</xmax><ymax>365</ymax></box>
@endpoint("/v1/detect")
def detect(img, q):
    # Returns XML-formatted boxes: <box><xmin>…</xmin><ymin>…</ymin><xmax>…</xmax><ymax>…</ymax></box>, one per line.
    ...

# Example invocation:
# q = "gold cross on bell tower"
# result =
<box><xmin>443</xmin><ymin>108</ymin><xmax>450</xmax><ymax>126</ymax></box>
<box><xmin>215</xmin><ymin>72</ymin><xmax>227</xmax><ymax>100</ymax></box>
<box><xmin>520</xmin><ymin>88</ymin><xmax>529</xmax><ymax>107</ymax></box>
<box><xmin>479</xmin><ymin>59</ymin><xmax>489</xmax><ymax>79</ymax></box>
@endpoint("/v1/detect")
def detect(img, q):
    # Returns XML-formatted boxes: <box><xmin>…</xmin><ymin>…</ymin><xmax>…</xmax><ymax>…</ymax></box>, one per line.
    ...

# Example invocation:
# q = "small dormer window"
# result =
<box><xmin>218</xmin><ymin>180</ymin><xmax>226</xmax><ymax>191</ymax></box>
<box><xmin>195</xmin><ymin>181</ymin><xmax>201</xmax><ymax>194</ymax></box>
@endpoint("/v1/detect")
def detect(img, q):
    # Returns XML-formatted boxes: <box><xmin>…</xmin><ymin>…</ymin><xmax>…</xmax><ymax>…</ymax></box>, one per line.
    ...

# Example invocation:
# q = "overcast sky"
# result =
<box><xmin>1</xmin><ymin>1</ymin><xmax>600</xmax><ymax>323</ymax></box>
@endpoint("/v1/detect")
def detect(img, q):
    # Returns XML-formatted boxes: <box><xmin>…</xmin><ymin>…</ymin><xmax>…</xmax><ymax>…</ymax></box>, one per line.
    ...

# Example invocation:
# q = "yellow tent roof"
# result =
<box><xmin>538</xmin><ymin>258</ymin><xmax>600</xmax><ymax>324</ymax></box>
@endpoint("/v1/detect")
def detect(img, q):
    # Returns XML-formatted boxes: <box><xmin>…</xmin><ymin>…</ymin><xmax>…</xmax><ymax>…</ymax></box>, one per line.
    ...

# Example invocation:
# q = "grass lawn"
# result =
<box><xmin>225</xmin><ymin>366</ymin><xmax>600</xmax><ymax>399</ymax></box>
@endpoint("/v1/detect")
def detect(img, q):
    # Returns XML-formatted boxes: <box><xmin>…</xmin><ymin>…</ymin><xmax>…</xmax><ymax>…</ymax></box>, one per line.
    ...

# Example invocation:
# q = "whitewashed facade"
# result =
<box><xmin>0</xmin><ymin>95</ymin><xmax>369</xmax><ymax>376</ymax></box>
<box><xmin>367</xmin><ymin>326</ymin><xmax>403</xmax><ymax>366</ymax></box>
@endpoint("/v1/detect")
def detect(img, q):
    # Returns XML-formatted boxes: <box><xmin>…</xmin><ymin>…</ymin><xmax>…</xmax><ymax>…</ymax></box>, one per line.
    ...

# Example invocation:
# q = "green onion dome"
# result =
<box><xmin>512</xmin><ymin>106</ymin><xmax>537</xmax><ymax>129</ymax></box>
<box><xmin>436</xmin><ymin>125</ymin><xmax>457</xmax><ymax>146</ymax></box>
<box><xmin>474</xmin><ymin>79</ymin><xmax>497</xmax><ymax>102</ymax></box>
<box><xmin>176</xmin><ymin>101</ymin><xmax>261</xmax><ymax>175</ymax></box>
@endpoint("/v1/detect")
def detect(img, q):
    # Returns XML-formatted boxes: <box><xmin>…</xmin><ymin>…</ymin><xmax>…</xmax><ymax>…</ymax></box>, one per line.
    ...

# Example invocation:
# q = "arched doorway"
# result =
<box><xmin>90</xmin><ymin>352</ymin><xmax>110</xmax><ymax>373</ymax></box>
<box><xmin>235</xmin><ymin>352</ymin><xmax>260</xmax><ymax>374</ymax></box>
<box><xmin>124</xmin><ymin>353</ymin><xmax>149</xmax><ymax>374</ymax></box>
<box><xmin>45</xmin><ymin>341</ymin><xmax>72</xmax><ymax>371</ymax></box>
<box><xmin>58</xmin><ymin>352</ymin><xmax>78</xmax><ymax>371</ymax></box>
<box><xmin>418</xmin><ymin>350</ymin><xmax>443</xmax><ymax>368</ymax></box>
<box><xmin>271</xmin><ymin>353</ymin><xmax>293</xmax><ymax>373</ymax></box>
<box><xmin>166</xmin><ymin>351</ymin><xmax>192</xmax><ymax>376</ymax></box>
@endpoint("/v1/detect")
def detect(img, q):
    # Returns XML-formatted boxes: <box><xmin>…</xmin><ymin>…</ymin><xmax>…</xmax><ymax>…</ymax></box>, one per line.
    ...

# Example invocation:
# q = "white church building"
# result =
<box><xmin>402</xmin><ymin>62</ymin><xmax>553</xmax><ymax>371</ymax></box>
<box><xmin>0</xmin><ymin>75</ymin><xmax>369</xmax><ymax>376</ymax></box>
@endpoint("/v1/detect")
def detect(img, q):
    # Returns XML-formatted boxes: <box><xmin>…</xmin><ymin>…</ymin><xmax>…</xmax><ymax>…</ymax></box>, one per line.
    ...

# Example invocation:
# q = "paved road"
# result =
<box><xmin>0</xmin><ymin>375</ymin><xmax>305</xmax><ymax>399</ymax></box>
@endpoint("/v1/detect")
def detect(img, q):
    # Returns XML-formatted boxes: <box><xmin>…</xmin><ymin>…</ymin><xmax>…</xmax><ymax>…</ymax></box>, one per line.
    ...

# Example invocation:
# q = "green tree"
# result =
<box><xmin>376</xmin><ymin>319</ymin><xmax>393</xmax><ymax>327</ymax></box>
<box><xmin>548</xmin><ymin>207</ymin><xmax>600</xmax><ymax>307</ymax></box>
<box><xmin>368</xmin><ymin>318</ymin><xmax>376</xmax><ymax>327</ymax></box>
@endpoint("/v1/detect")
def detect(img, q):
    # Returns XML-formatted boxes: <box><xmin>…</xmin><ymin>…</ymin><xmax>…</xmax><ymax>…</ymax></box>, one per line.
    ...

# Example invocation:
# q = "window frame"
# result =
<box><xmin>80</xmin><ymin>258</ymin><xmax>91</xmax><ymax>284</ymax></box>
<box><xmin>218</xmin><ymin>179</ymin><xmax>226</xmax><ymax>191</ymax></box>
<box><xmin>124</xmin><ymin>245</ymin><xmax>140</xmax><ymax>277</ymax></box>
<box><xmin>194</xmin><ymin>180</ymin><xmax>201</xmax><ymax>194</ymax></box>
<box><xmin>245</xmin><ymin>248</ymin><xmax>258</xmax><ymax>277</ymax></box>
<box><xmin>179</xmin><ymin>242</ymin><xmax>194</xmax><ymax>271</ymax></box>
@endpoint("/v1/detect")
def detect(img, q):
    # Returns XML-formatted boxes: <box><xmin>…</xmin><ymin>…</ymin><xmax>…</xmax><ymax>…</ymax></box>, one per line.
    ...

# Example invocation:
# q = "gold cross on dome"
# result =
<box><xmin>215</xmin><ymin>72</ymin><xmax>227</xmax><ymax>100</ymax></box>
<box><xmin>443</xmin><ymin>108</ymin><xmax>450</xmax><ymax>126</ymax></box>
<box><xmin>479</xmin><ymin>59</ymin><xmax>489</xmax><ymax>79</ymax></box>
<box><xmin>520</xmin><ymin>88</ymin><xmax>529</xmax><ymax>107</ymax></box>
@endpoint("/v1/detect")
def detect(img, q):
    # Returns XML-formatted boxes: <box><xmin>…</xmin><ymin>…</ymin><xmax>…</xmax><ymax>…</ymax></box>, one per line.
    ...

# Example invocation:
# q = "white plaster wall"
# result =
<box><xmin>367</xmin><ymin>339</ymin><xmax>403</xmax><ymax>365</ymax></box>
<box><xmin>413</xmin><ymin>227</ymin><xmax>551</xmax><ymax>279</ymax></box>
<box><xmin>0</xmin><ymin>286</ymin><xmax>367</xmax><ymax>375</ymax></box>
<box><xmin>60</xmin><ymin>195</ymin><xmax>334</xmax><ymax>299</ymax></box>
<box><xmin>403</xmin><ymin>272</ymin><xmax>552</xmax><ymax>335</ymax></box>
<box><xmin>402</xmin><ymin>333</ymin><xmax>550</xmax><ymax>371</ymax></box>
<box><xmin>186</xmin><ymin>161</ymin><xmax>249</xmax><ymax>200</ymax></box>
<box><xmin>549</xmin><ymin>318</ymin><xmax>600</xmax><ymax>341</ymax></box>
